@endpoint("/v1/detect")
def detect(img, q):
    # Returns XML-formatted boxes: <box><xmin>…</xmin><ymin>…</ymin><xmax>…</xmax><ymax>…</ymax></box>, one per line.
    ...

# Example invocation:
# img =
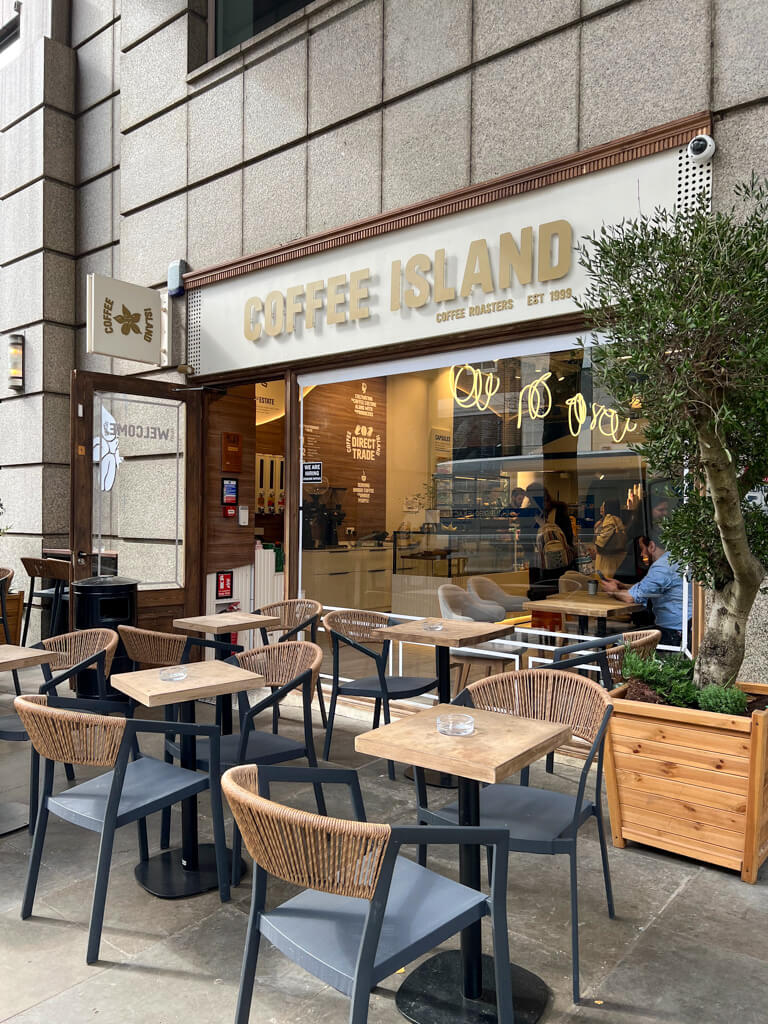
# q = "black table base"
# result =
<box><xmin>396</xmin><ymin>950</ymin><xmax>551</xmax><ymax>1024</ymax></box>
<box><xmin>134</xmin><ymin>843</ymin><xmax>246</xmax><ymax>899</ymax></box>
<box><xmin>403</xmin><ymin>765</ymin><xmax>458</xmax><ymax>789</ymax></box>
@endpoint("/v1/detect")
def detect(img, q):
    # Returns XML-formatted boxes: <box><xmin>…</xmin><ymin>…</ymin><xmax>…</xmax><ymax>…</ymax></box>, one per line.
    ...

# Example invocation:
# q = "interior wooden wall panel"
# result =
<box><xmin>205</xmin><ymin>390</ymin><xmax>257</xmax><ymax>575</ymax></box>
<box><xmin>302</xmin><ymin>378</ymin><xmax>386</xmax><ymax>541</ymax></box>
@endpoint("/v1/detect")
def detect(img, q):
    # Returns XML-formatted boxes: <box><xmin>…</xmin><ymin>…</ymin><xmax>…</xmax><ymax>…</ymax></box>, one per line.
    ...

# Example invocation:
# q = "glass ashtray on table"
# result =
<box><xmin>159</xmin><ymin>668</ymin><xmax>188</xmax><ymax>682</ymax></box>
<box><xmin>436</xmin><ymin>713</ymin><xmax>475</xmax><ymax>736</ymax></box>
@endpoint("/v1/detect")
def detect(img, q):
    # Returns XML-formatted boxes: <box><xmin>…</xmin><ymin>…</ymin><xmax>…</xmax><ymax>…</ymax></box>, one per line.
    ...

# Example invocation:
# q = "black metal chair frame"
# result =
<box><xmin>323</xmin><ymin>627</ymin><xmax>439</xmax><ymax>780</ymax></box>
<box><xmin>233</xmin><ymin>764</ymin><xmax>513</xmax><ymax>1024</ymax></box>
<box><xmin>256</xmin><ymin>604</ymin><xmax>327</xmax><ymax>729</ymax></box>
<box><xmin>21</xmin><ymin>561</ymin><xmax>69</xmax><ymax>647</ymax></box>
<box><xmin>21</xmin><ymin>692</ymin><xmax>230</xmax><ymax>964</ymax></box>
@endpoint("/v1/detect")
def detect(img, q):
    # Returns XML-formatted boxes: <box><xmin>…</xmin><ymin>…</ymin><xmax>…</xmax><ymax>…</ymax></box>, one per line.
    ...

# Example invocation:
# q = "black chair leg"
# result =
<box><xmin>372</xmin><ymin>698</ymin><xmax>381</xmax><ymax>730</ymax></box>
<box><xmin>235</xmin><ymin>890</ymin><xmax>262</xmax><ymax>1024</ymax></box>
<box><xmin>381</xmin><ymin>699</ymin><xmax>395</xmax><ymax>780</ymax></box>
<box><xmin>315</xmin><ymin>679</ymin><xmax>328</xmax><ymax>728</ymax></box>
<box><xmin>21</xmin><ymin>799</ymin><xmax>49</xmax><ymax>918</ymax></box>
<box><xmin>87</xmin><ymin>822</ymin><xmax>118</xmax><ymax>964</ymax></box>
<box><xmin>595</xmin><ymin>807</ymin><xmax>615</xmax><ymax>917</ymax></box>
<box><xmin>486</xmin><ymin>845</ymin><xmax>494</xmax><ymax>886</ymax></box>
<box><xmin>28</xmin><ymin>749</ymin><xmax>39</xmax><ymax>836</ymax></box>
<box><xmin>64</xmin><ymin>762</ymin><xmax>75</xmax><ymax>782</ymax></box>
<box><xmin>546</xmin><ymin>751</ymin><xmax>555</xmax><ymax>774</ymax></box>
<box><xmin>569</xmin><ymin>847</ymin><xmax>581</xmax><ymax>1004</ymax></box>
<box><xmin>11</xmin><ymin>670</ymin><xmax>21</xmax><ymax>697</ymax></box>
<box><xmin>322</xmin><ymin>685</ymin><xmax>339</xmax><ymax>763</ymax></box>
<box><xmin>519</xmin><ymin>765</ymin><xmax>530</xmax><ymax>787</ymax></box>
<box><xmin>21</xmin><ymin>579</ymin><xmax>35</xmax><ymax>647</ymax></box>
<box><xmin>232</xmin><ymin>823</ymin><xmax>244</xmax><ymax>887</ymax></box>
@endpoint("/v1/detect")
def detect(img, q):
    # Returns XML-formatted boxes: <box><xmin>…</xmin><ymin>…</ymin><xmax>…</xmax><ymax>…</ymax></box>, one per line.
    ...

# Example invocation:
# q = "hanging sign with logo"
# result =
<box><xmin>86</xmin><ymin>273</ymin><xmax>165</xmax><ymax>364</ymax></box>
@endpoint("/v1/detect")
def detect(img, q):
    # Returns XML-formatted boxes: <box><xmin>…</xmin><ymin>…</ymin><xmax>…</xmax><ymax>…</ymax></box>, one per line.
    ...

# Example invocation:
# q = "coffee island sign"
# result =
<box><xmin>196</xmin><ymin>149</ymin><xmax>679</xmax><ymax>375</ymax></box>
<box><xmin>87</xmin><ymin>273</ymin><xmax>165</xmax><ymax>365</ymax></box>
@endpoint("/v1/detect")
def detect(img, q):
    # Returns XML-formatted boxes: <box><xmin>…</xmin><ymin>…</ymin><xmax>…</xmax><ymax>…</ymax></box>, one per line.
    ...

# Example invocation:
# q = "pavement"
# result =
<box><xmin>2</xmin><ymin>666</ymin><xmax>767</xmax><ymax>1024</ymax></box>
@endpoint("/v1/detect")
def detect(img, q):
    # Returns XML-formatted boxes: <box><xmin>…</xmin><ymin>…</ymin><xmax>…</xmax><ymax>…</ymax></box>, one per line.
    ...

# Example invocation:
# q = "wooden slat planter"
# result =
<box><xmin>604</xmin><ymin>683</ymin><xmax>768</xmax><ymax>883</ymax></box>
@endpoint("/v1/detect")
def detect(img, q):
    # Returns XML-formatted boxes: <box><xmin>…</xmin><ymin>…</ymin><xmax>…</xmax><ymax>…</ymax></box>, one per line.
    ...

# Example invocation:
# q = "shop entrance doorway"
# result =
<box><xmin>69</xmin><ymin>370</ymin><xmax>203</xmax><ymax>632</ymax></box>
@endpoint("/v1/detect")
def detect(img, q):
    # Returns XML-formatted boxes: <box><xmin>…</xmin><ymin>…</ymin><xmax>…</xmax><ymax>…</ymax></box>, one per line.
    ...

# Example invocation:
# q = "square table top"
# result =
<box><xmin>379</xmin><ymin>618</ymin><xmax>518</xmax><ymax>648</ymax></box>
<box><xmin>523</xmin><ymin>593</ymin><xmax>641</xmax><ymax>617</ymax></box>
<box><xmin>0</xmin><ymin>645</ymin><xmax>53</xmax><ymax>671</ymax></box>
<box><xmin>355</xmin><ymin>704</ymin><xmax>571</xmax><ymax>785</ymax></box>
<box><xmin>173</xmin><ymin>612</ymin><xmax>281</xmax><ymax>635</ymax></box>
<box><xmin>111</xmin><ymin>660</ymin><xmax>264</xmax><ymax>708</ymax></box>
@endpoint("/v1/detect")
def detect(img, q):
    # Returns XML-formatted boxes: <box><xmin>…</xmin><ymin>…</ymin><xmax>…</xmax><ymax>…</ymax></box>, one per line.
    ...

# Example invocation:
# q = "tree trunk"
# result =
<box><xmin>694</xmin><ymin>582</ymin><xmax>760</xmax><ymax>688</ymax></box>
<box><xmin>695</xmin><ymin>424</ymin><xmax>765</xmax><ymax>687</ymax></box>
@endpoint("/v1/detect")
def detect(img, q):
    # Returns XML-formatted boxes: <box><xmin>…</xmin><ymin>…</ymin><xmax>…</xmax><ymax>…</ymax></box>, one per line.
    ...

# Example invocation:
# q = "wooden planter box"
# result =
<box><xmin>604</xmin><ymin>683</ymin><xmax>768</xmax><ymax>883</ymax></box>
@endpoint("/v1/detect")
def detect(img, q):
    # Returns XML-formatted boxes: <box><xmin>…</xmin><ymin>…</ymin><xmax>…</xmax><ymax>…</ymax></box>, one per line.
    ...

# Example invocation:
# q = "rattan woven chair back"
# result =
<box><xmin>40</xmin><ymin>628</ymin><xmax>119</xmax><ymax>676</ymax></box>
<box><xmin>222</xmin><ymin>764</ymin><xmax>391</xmax><ymax>899</ymax></box>
<box><xmin>259</xmin><ymin>598</ymin><xmax>322</xmax><ymax>633</ymax></box>
<box><xmin>0</xmin><ymin>567</ymin><xmax>14</xmax><ymax>591</ymax></box>
<box><xmin>466</xmin><ymin>669</ymin><xmax>611</xmax><ymax>744</ymax></box>
<box><xmin>233</xmin><ymin>640</ymin><xmax>322</xmax><ymax>688</ymax></box>
<box><xmin>322</xmin><ymin>609</ymin><xmax>388</xmax><ymax>646</ymax></box>
<box><xmin>606</xmin><ymin>629</ymin><xmax>661</xmax><ymax>685</ymax></box>
<box><xmin>14</xmin><ymin>693</ymin><xmax>126</xmax><ymax>767</ymax></box>
<box><xmin>118</xmin><ymin>625</ymin><xmax>187</xmax><ymax>669</ymax></box>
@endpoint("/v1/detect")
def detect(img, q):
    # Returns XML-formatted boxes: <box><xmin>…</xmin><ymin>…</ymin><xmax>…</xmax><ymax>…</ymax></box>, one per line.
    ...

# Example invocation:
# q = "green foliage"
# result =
<box><xmin>622</xmin><ymin>649</ymin><xmax>698</xmax><ymax>708</ymax></box>
<box><xmin>623</xmin><ymin>648</ymin><xmax>750</xmax><ymax>714</ymax></box>
<box><xmin>0</xmin><ymin>499</ymin><xmax>9</xmax><ymax>537</ymax></box>
<box><xmin>577</xmin><ymin>177</ymin><xmax>768</xmax><ymax>592</ymax></box>
<box><xmin>697</xmin><ymin>684</ymin><xmax>749</xmax><ymax>716</ymax></box>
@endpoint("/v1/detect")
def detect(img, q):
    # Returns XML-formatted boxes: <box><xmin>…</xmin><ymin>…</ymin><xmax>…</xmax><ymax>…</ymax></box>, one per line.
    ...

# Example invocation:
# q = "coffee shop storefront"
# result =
<box><xmin>72</xmin><ymin>112</ymin><xmax>711</xmax><ymax>652</ymax></box>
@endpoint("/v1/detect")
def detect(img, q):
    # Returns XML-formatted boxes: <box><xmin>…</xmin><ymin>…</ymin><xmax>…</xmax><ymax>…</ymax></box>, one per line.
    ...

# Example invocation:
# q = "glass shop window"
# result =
<box><xmin>215</xmin><ymin>0</ymin><xmax>306</xmax><ymax>56</ymax></box>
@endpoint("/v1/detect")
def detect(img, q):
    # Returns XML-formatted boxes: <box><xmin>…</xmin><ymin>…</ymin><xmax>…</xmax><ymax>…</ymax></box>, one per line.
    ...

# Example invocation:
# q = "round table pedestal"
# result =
<box><xmin>135</xmin><ymin>843</ymin><xmax>246</xmax><ymax>899</ymax></box>
<box><xmin>396</xmin><ymin>950</ymin><xmax>550</xmax><ymax>1024</ymax></box>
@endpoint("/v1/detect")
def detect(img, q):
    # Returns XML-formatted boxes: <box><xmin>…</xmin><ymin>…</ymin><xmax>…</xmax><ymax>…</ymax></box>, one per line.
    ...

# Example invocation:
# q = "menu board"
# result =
<box><xmin>302</xmin><ymin>378</ymin><xmax>386</xmax><ymax>540</ymax></box>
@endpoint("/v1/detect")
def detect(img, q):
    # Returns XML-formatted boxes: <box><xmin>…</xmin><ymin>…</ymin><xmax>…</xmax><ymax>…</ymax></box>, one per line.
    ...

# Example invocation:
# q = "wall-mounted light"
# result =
<box><xmin>7</xmin><ymin>334</ymin><xmax>24</xmax><ymax>390</ymax></box>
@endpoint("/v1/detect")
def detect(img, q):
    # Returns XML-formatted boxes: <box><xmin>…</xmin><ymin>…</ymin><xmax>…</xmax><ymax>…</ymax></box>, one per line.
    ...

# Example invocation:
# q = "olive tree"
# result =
<box><xmin>578</xmin><ymin>177</ymin><xmax>768</xmax><ymax>688</ymax></box>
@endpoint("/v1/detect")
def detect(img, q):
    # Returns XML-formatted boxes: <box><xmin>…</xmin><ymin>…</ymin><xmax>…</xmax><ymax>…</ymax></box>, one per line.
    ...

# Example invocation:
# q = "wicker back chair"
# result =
<box><xmin>258</xmin><ymin>598</ymin><xmax>322</xmax><ymax>641</ymax></box>
<box><xmin>321</xmin><ymin>610</ymin><xmax>439</xmax><ymax>779</ymax></box>
<box><xmin>222</xmin><ymin>763</ymin><xmax>514</xmax><ymax>1024</ymax></box>
<box><xmin>0</xmin><ymin>567</ymin><xmax>15</xmax><ymax>644</ymax></box>
<box><xmin>15</xmin><ymin>692</ymin><xmax>229</xmax><ymax>964</ymax></box>
<box><xmin>464</xmin><ymin>668</ymin><xmax>611</xmax><ymax>745</ymax></box>
<box><xmin>16</xmin><ymin>693</ymin><xmax>126</xmax><ymax>767</ymax></box>
<box><xmin>606</xmin><ymin>629</ymin><xmax>661</xmax><ymax>686</ymax></box>
<box><xmin>118</xmin><ymin>625</ymin><xmax>188</xmax><ymax>669</ymax></box>
<box><xmin>39</xmin><ymin>628</ymin><xmax>118</xmax><ymax>676</ymax></box>
<box><xmin>419</xmin><ymin>668</ymin><xmax>615</xmax><ymax>1005</ymax></box>
<box><xmin>232</xmin><ymin>639</ymin><xmax>322</xmax><ymax>689</ymax></box>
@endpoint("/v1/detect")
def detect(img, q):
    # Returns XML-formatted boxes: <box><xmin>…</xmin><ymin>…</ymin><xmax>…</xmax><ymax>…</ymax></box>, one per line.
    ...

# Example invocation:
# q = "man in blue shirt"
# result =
<box><xmin>601</xmin><ymin>532</ymin><xmax>691</xmax><ymax>646</ymax></box>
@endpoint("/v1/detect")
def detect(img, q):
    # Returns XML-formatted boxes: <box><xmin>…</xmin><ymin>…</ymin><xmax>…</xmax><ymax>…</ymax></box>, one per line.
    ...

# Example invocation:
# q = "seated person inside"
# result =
<box><xmin>600</xmin><ymin>530</ymin><xmax>691</xmax><ymax>646</ymax></box>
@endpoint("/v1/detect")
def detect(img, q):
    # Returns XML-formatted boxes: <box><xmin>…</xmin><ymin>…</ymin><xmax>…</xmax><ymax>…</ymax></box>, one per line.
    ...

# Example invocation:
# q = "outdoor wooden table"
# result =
<box><xmin>111</xmin><ymin>659</ymin><xmax>264</xmax><ymax>899</ymax></box>
<box><xmin>356</xmin><ymin>704</ymin><xmax>571</xmax><ymax>1024</ymax></box>
<box><xmin>523</xmin><ymin>592</ymin><xmax>642</xmax><ymax>636</ymax></box>
<box><xmin>0</xmin><ymin>645</ymin><xmax>54</xmax><ymax>835</ymax></box>
<box><xmin>173</xmin><ymin>612</ymin><xmax>280</xmax><ymax>732</ymax></box>
<box><xmin>379</xmin><ymin>618</ymin><xmax>519</xmax><ymax>703</ymax></box>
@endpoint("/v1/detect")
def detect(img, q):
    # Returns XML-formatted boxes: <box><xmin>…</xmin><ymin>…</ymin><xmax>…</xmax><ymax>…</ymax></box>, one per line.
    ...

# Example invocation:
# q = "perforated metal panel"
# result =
<box><xmin>676</xmin><ymin>147</ymin><xmax>712</xmax><ymax>210</ymax></box>
<box><xmin>187</xmin><ymin>288</ymin><xmax>201</xmax><ymax>374</ymax></box>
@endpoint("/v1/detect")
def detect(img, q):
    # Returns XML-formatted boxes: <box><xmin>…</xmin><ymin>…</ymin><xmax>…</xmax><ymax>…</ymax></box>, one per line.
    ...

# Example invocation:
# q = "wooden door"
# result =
<box><xmin>70</xmin><ymin>370</ymin><xmax>203</xmax><ymax>632</ymax></box>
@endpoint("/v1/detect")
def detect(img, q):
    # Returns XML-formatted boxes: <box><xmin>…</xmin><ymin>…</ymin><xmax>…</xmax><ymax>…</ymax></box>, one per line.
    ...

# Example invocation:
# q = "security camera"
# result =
<box><xmin>687</xmin><ymin>135</ymin><xmax>716</xmax><ymax>165</ymax></box>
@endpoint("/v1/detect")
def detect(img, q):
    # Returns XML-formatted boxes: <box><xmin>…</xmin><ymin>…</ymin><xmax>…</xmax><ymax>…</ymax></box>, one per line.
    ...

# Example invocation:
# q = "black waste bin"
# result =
<box><xmin>73</xmin><ymin>576</ymin><xmax>138</xmax><ymax>696</ymax></box>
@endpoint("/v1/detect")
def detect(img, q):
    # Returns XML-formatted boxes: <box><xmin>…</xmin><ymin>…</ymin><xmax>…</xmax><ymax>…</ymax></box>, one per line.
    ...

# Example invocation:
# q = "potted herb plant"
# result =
<box><xmin>579</xmin><ymin>178</ymin><xmax>768</xmax><ymax>881</ymax></box>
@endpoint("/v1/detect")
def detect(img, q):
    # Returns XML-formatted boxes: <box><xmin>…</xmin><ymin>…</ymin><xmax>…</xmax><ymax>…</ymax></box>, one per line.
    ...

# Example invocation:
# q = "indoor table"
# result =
<box><xmin>523</xmin><ymin>592</ymin><xmax>642</xmax><ymax>637</ymax></box>
<box><xmin>173</xmin><ymin>611</ymin><xmax>280</xmax><ymax>732</ymax></box>
<box><xmin>356</xmin><ymin>703</ymin><xmax>570</xmax><ymax>1024</ymax></box>
<box><xmin>0</xmin><ymin>644</ymin><xmax>55</xmax><ymax>835</ymax></box>
<box><xmin>111</xmin><ymin>658</ymin><xmax>264</xmax><ymax>899</ymax></box>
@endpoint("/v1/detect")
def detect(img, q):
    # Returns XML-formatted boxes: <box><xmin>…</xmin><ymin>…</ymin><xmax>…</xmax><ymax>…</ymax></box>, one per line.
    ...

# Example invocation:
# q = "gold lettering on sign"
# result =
<box><xmin>538</xmin><ymin>220</ymin><xmax>572</xmax><ymax>282</ymax></box>
<box><xmin>349</xmin><ymin>268</ymin><xmax>371</xmax><ymax>321</ymax></box>
<box><xmin>433</xmin><ymin>248</ymin><xmax>456</xmax><ymax>303</ymax></box>
<box><xmin>244</xmin><ymin>296</ymin><xmax>262</xmax><ymax>341</ymax></box>
<box><xmin>499</xmin><ymin>227</ymin><xmax>534</xmax><ymax>287</ymax></box>
<box><xmin>460</xmin><ymin>239</ymin><xmax>494</xmax><ymax>298</ymax></box>
<box><xmin>264</xmin><ymin>291</ymin><xmax>284</xmax><ymax>337</ymax></box>
<box><xmin>305</xmin><ymin>280</ymin><xmax>324</xmax><ymax>329</ymax></box>
<box><xmin>327</xmin><ymin>275</ymin><xmax>348</xmax><ymax>325</ymax></box>
<box><xmin>404</xmin><ymin>254</ymin><xmax>431</xmax><ymax>309</ymax></box>
<box><xmin>286</xmin><ymin>285</ymin><xmax>305</xmax><ymax>333</ymax></box>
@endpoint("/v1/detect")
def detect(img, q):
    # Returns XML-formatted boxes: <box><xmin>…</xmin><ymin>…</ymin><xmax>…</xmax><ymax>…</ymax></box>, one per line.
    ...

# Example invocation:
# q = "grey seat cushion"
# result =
<box><xmin>436</xmin><ymin>784</ymin><xmax>593</xmax><ymax>847</ymax></box>
<box><xmin>48</xmin><ymin>754</ymin><xmax>208</xmax><ymax>831</ymax></box>
<box><xmin>260</xmin><ymin>855</ymin><xmax>488</xmax><ymax>995</ymax></box>
<box><xmin>0</xmin><ymin>713</ymin><xmax>27</xmax><ymax>741</ymax></box>
<box><xmin>339</xmin><ymin>675</ymin><xmax>437</xmax><ymax>698</ymax></box>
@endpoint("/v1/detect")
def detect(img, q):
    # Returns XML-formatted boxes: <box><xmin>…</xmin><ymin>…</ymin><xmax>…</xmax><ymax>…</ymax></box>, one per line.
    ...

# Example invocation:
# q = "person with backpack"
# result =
<box><xmin>525</xmin><ymin>483</ymin><xmax>575</xmax><ymax>574</ymax></box>
<box><xmin>592</xmin><ymin>498</ymin><xmax>628</xmax><ymax>577</ymax></box>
